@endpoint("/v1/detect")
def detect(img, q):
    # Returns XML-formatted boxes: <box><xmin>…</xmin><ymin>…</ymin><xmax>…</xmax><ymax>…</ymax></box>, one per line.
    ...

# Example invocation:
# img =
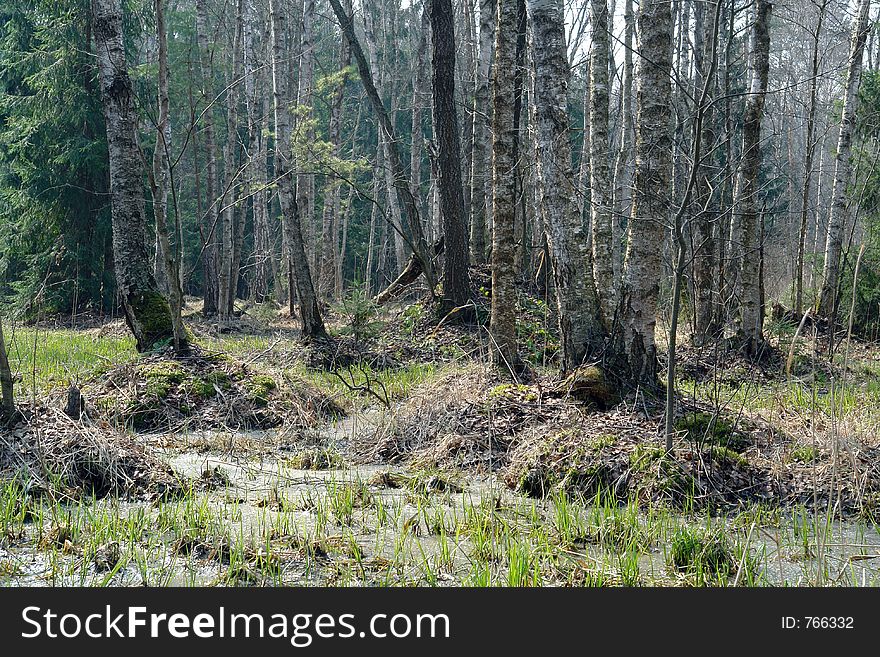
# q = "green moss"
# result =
<box><xmin>143</xmin><ymin>361</ymin><xmax>186</xmax><ymax>398</ymax></box>
<box><xmin>488</xmin><ymin>383</ymin><xmax>529</xmax><ymax>399</ymax></box>
<box><xmin>629</xmin><ymin>443</ymin><xmax>665</xmax><ymax>472</ymax></box>
<box><xmin>189</xmin><ymin>371</ymin><xmax>231</xmax><ymax>398</ymax></box>
<box><xmin>244</xmin><ymin>374</ymin><xmax>277</xmax><ymax>407</ymax></box>
<box><xmin>675</xmin><ymin>411</ymin><xmax>748</xmax><ymax>451</ymax></box>
<box><xmin>127</xmin><ymin>291</ymin><xmax>174</xmax><ymax>352</ymax></box>
<box><xmin>590</xmin><ymin>433</ymin><xmax>617</xmax><ymax>450</ymax></box>
<box><xmin>708</xmin><ymin>445</ymin><xmax>748</xmax><ymax>466</ymax></box>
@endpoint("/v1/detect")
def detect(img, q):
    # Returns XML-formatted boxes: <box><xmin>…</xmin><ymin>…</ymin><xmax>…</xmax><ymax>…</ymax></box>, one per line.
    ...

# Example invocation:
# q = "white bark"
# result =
<box><xmin>91</xmin><ymin>0</ymin><xmax>174</xmax><ymax>351</ymax></box>
<box><xmin>529</xmin><ymin>0</ymin><xmax>604</xmax><ymax>371</ymax></box>
<box><xmin>617</xmin><ymin>0</ymin><xmax>673</xmax><ymax>383</ymax></box>
<box><xmin>589</xmin><ymin>0</ymin><xmax>615</xmax><ymax>329</ymax></box>
<box><xmin>733</xmin><ymin>0</ymin><xmax>772</xmax><ymax>355</ymax></box>
<box><xmin>818</xmin><ymin>0</ymin><xmax>871</xmax><ymax>318</ymax></box>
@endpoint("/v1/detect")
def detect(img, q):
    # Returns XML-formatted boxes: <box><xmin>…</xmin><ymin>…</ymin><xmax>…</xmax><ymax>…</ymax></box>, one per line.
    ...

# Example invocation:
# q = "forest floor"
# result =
<box><xmin>2</xmin><ymin>293</ymin><xmax>880</xmax><ymax>587</ymax></box>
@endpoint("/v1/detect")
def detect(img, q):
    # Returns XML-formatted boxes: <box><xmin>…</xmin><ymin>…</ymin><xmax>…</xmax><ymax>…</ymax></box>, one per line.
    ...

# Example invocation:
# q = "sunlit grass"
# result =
<box><xmin>4</xmin><ymin>327</ymin><xmax>136</xmax><ymax>392</ymax></box>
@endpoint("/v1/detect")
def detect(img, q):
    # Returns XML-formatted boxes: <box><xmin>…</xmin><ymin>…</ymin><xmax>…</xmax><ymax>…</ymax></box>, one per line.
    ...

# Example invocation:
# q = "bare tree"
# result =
<box><xmin>795</xmin><ymin>0</ymin><xmax>828</xmax><ymax>316</ymax></box>
<box><xmin>270</xmin><ymin>0</ymin><xmax>327</xmax><ymax>339</ymax></box>
<box><xmin>150</xmin><ymin>0</ymin><xmax>189</xmax><ymax>354</ymax></box>
<box><xmin>218</xmin><ymin>0</ymin><xmax>244</xmax><ymax>319</ymax></box>
<box><xmin>328</xmin><ymin>0</ymin><xmax>438</xmax><ymax>299</ymax></box>
<box><xmin>818</xmin><ymin>0</ymin><xmax>872</xmax><ymax>319</ymax></box>
<box><xmin>616</xmin><ymin>0</ymin><xmax>674</xmax><ymax>384</ymax></box>
<box><xmin>530</xmin><ymin>0</ymin><xmax>604</xmax><ymax>372</ymax></box>
<box><xmin>92</xmin><ymin>0</ymin><xmax>175</xmax><ymax>352</ymax></box>
<box><xmin>430</xmin><ymin>0</ymin><xmax>471</xmax><ymax>314</ymax></box>
<box><xmin>590</xmin><ymin>0</ymin><xmax>615</xmax><ymax>329</ymax></box>
<box><xmin>297</xmin><ymin>0</ymin><xmax>318</xmax><ymax>271</ymax></box>
<box><xmin>469</xmin><ymin>0</ymin><xmax>495</xmax><ymax>264</ymax></box>
<box><xmin>195</xmin><ymin>0</ymin><xmax>221</xmax><ymax>316</ymax></box>
<box><xmin>733</xmin><ymin>0</ymin><xmax>772</xmax><ymax>356</ymax></box>
<box><xmin>491</xmin><ymin>0</ymin><xmax>525</xmax><ymax>373</ymax></box>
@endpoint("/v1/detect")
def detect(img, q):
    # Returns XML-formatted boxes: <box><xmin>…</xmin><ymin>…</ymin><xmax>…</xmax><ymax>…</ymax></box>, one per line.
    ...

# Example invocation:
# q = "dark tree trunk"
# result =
<box><xmin>430</xmin><ymin>0</ymin><xmax>471</xmax><ymax>314</ymax></box>
<box><xmin>328</xmin><ymin>0</ymin><xmax>438</xmax><ymax>297</ymax></box>
<box><xmin>270</xmin><ymin>0</ymin><xmax>327</xmax><ymax>339</ymax></box>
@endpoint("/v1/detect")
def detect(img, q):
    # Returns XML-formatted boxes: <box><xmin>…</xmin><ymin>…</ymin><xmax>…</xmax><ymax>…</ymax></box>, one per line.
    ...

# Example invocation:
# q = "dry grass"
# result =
<box><xmin>0</xmin><ymin>404</ymin><xmax>182</xmax><ymax>499</ymax></box>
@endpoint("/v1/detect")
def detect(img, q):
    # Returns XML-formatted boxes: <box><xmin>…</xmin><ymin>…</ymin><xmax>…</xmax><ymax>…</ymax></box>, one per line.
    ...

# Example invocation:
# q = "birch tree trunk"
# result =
<box><xmin>411</xmin><ymin>3</ymin><xmax>430</xmax><ymax>238</ymax></box>
<box><xmin>365</xmin><ymin>142</ymin><xmax>384</xmax><ymax>294</ymax></box>
<box><xmin>430</xmin><ymin>0</ymin><xmax>471</xmax><ymax>313</ymax></box>
<box><xmin>795</xmin><ymin>0</ymin><xmax>827</xmax><ymax>316</ymax></box>
<box><xmin>364</xmin><ymin>6</ymin><xmax>406</xmax><ymax>277</ymax></box>
<box><xmin>318</xmin><ymin>26</ymin><xmax>350</xmax><ymax>299</ymax></box>
<box><xmin>251</xmin><ymin>20</ymin><xmax>272</xmax><ymax>303</ymax></box>
<box><xmin>195</xmin><ymin>0</ymin><xmax>220</xmax><ymax>316</ymax></box>
<box><xmin>530</xmin><ymin>0</ymin><xmax>604</xmax><ymax>372</ymax></box>
<box><xmin>611</xmin><ymin>0</ymin><xmax>634</xmax><ymax>281</ymax></box>
<box><xmin>152</xmin><ymin>12</ymin><xmax>170</xmax><ymax>297</ymax></box>
<box><xmin>469</xmin><ymin>0</ymin><xmax>495</xmax><ymax>264</ymax></box>
<box><xmin>92</xmin><ymin>0</ymin><xmax>174</xmax><ymax>352</ymax></box>
<box><xmin>733</xmin><ymin>0</ymin><xmax>771</xmax><ymax>356</ymax></box>
<box><xmin>218</xmin><ymin>0</ymin><xmax>244</xmax><ymax>319</ymax></box>
<box><xmin>616</xmin><ymin>0</ymin><xmax>673</xmax><ymax>384</ymax></box>
<box><xmin>460</xmin><ymin>0</ymin><xmax>476</xmax><ymax>226</ymax></box>
<box><xmin>818</xmin><ymin>0</ymin><xmax>871</xmax><ymax>319</ymax></box>
<box><xmin>297</xmin><ymin>0</ymin><xmax>317</xmax><ymax>271</ymax></box>
<box><xmin>589</xmin><ymin>0</ymin><xmax>614</xmax><ymax>329</ymax></box>
<box><xmin>692</xmin><ymin>0</ymin><xmax>721</xmax><ymax>344</ymax></box>
<box><xmin>150</xmin><ymin>0</ymin><xmax>188</xmax><ymax>354</ymax></box>
<box><xmin>491</xmin><ymin>0</ymin><xmax>525</xmax><ymax>372</ymax></box>
<box><xmin>270</xmin><ymin>0</ymin><xmax>327</xmax><ymax>338</ymax></box>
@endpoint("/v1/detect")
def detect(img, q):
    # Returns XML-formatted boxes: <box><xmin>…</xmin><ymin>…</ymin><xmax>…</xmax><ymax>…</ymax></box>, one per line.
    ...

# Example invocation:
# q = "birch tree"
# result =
<box><xmin>150</xmin><ymin>0</ymin><xmax>188</xmax><ymax>353</ymax></box>
<box><xmin>615</xmin><ymin>0</ymin><xmax>674</xmax><ymax>383</ymax></box>
<box><xmin>491</xmin><ymin>0</ymin><xmax>525</xmax><ymax>372</ymax></box>
<box><xmin>91</xmin><ymin>0</ymin><xmax>175</xmax><ymax>352</ymax></box>
<box><xmin>818</xmin><ymin>0</ymin><xmax>872</xmax><ymax>319</ymax></box>
<box><xmin>469</xmin><ymin>0</ymin><xmax>495</xmax><ymax>264</ymax></box>
<box><xmin>795</xmin><ymin>0</ymin><xmax>828</xmax><ymax>316</ymax></box>
<box><xmin>733</xmin><ymin>0</ymin><xmax>772</xmax><ymax>355</ymax></box>
<box><xmin>218</xmin><ymin>0</ymin><xmax>244</xmax><ymax>319</ymax></box>
<box><xmin>590</xmin><ymin>0</ymin><xmax>615</xmax><ymax>328</ymax></box>
<box><xmin>328</xmin><ymin>0</ymin><xmax>438</xmax><ymax>299</ymax></box>
<box><xmin>297</xmin><ymin>0</ymin><xmax>317</xmax><ymax>271</ymax></box>
<box><xmin>195</xmin><ymin>0</ymin><xmax>220</xmax><ymax>316</ymax></box>
<box><xmin>529</xmin><ymin>0</ymin><xmax>604</xmax><ymax>371</ymax></box>
<box><xmin>270</xmin><ymin>0</ymin><xmax>327</xmax><ymax>339</ymax></box>
<box><xmin>692</xmin><ymin>0</ymin><xmax>721</xmax><ymax>343</ymax></box>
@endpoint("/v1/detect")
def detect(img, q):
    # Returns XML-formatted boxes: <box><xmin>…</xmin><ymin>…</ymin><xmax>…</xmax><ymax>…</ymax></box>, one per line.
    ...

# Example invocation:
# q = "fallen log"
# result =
<box><xmin>374</xmin><ymin>237</ymin><xmax>444</xmax><ymax>305</ymax></box>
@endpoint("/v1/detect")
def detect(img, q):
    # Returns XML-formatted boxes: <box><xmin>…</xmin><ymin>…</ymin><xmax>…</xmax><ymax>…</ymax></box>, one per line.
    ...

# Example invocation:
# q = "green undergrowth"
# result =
<box><xmin>4</xmin><ymin>327</ymin><xmax>135</xmax><ymax>392</ymax></box>
<box><xmin>288</xmin><ymin>361</ymin><xmax>440</xmax><ymax>407</ymax></box>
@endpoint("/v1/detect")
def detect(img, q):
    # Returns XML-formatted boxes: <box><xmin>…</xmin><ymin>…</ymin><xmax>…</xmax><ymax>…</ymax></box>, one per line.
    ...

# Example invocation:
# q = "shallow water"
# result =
<box><xmin>2</xmin><ymin>410</ymin><xmax>879</xmax><ymax>587</ymax></box>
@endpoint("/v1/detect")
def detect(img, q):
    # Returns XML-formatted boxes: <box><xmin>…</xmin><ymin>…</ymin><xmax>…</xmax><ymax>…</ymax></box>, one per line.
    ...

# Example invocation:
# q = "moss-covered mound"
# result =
<box><xmin>503</xmin><ymin>410</ymin><xmax>880</xmax><ymax>516</ymax></box>
<box><xmin>82</xmin><ymin>348</ymin><xmax>343</xmax><ymax>432</ymax></box>
<box><xmin>353</xmin><ymin>363</ymin><xmax>880</xmax><ymax>515</ymax></box>
<box><xmin>354</xmin><ymin>366</ymin><xmax>582</xmax><ymax>470</ymax></box>
<box><xmin>502</xmin><ymin>415</ymin><xmax>778</xmax><ymax>510</ymax></box>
